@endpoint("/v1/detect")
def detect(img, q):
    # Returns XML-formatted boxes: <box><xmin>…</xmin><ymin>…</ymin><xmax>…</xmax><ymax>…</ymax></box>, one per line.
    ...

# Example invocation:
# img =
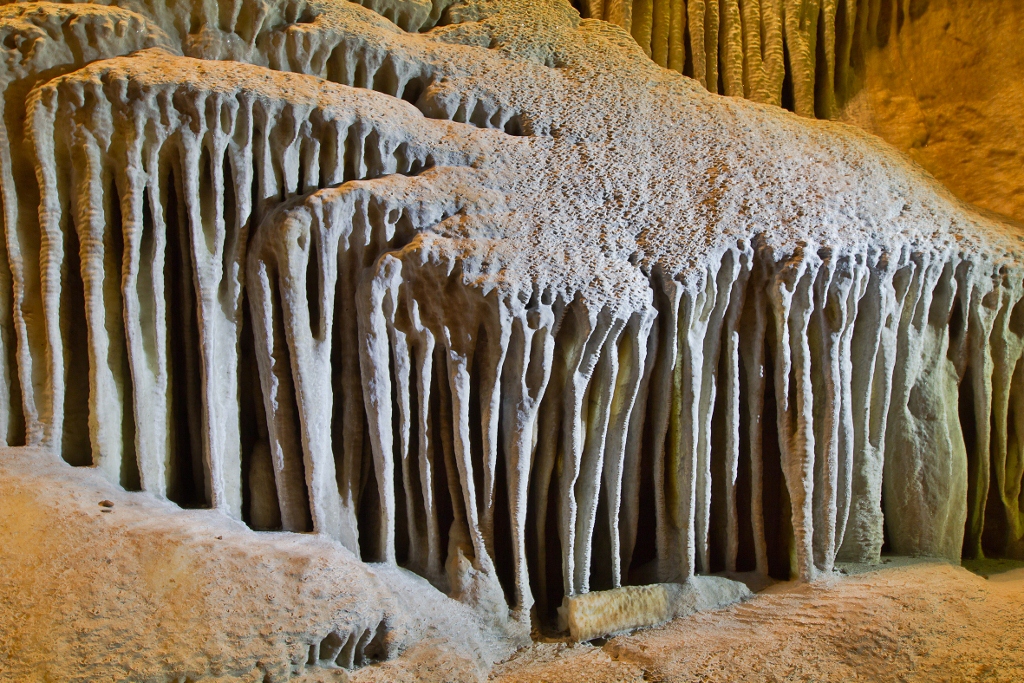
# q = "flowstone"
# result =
<box><xmin>0</xmin><ymin>0</ymin><xmax>1022</xmax><ymax>678</ymax></box>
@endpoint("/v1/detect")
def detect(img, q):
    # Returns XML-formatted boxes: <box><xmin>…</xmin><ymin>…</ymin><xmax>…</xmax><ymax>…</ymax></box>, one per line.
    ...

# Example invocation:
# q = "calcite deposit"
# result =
<box><xmin>0</xmin><ymin>0</ymin><xmax>1022</xmax><ymax>679</ymax></box>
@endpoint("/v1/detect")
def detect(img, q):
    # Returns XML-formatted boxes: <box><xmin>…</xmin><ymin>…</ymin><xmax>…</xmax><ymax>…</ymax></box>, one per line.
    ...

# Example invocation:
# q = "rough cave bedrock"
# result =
<box><xmin>0</xmin><ymin>0</ymin><xmax>1023</xmax><ymax>675</ymax></box>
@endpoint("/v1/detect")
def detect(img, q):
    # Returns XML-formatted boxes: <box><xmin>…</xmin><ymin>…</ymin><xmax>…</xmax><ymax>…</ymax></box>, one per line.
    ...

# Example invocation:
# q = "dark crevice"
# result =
<box><xmin>61</xmin><ymin>205</ymin><xmax>90</xmax><ymax>464</ymax></box>
<box><xmin>404</xmin><ymin>356</ymin><xmax>427</xmax><ymax>568</ymax></box>
<box><xmin>430</xmin><ymin>351</ymin><xmax>455</xmax><ymax>581</ymax></box>
<box><xmin>492</xmin><ymin>405</ymin><xmax>516</xmax><ymax>603</ymax></box>
<box><xmin>138</xmin><ymin>187</ymin><xmax>158</xmax><ymax>364</ymax></box>
<box><xmin>876</xmin><ymin>0</ymin><xmax>894</xmax><ymax>48</ymax></box>
<box><xmin>305</xmin><ymin>234</ymin><xmax>322</xmax><ymax>340</ymax></box>
<box><xmin>344</xmin><ymin>122</ymin><xmax>366</xmax><ymax>183</ymax></box>
<box><xmin>198</xmin><ymin>146</ymin><xmax>217</xmax><ymax>254</ymax></box>
<box><xmin>238</xmin><ymin>294</ymin><xmax>265</xmax><ymax>528</ymax></box>
<box><xmin>109</xmin><ymin>176</ymin><xmax>140</xmax><ymax>491</ymax></box>
<box><xmin>392</xmin><ymin>352</ymin><xmax>410</xmax><ymax>567</ymax></box>
<box><xmin>165</xmin><ymin>162</ymin><xmax>207</xmax><ymax>508</ymax></box>
<box><xmin>960</xmin><ymin>364</ymin><xmax>982</xmax><ymax>559</ymax></box>
<box><xmin>220</xmin><ymin>154</ymin><xmax>238</xmax><ymax>299</ymax></box>
<box><xmin>628</xmin><ymin>368</ymin><xmax>659</xmax><ymax>585</ymax></box>
<box><xmin>539</xmin><ymin>439</ymin><xmax>564</xmax><ymax>629</ymax></box>
<box><xmin>358</xmin><ymin>363</ymin><xmax>385</xmax><ymax>560</ymax></box>
<box><xmin>682</xmin><ymin>15</ymin><xmax>695</xmax><ymax>80</ymax></box>
<box><xmin>780</xmin><ymin>40</ymin><xmax>796</xmax><ymax>113</ymax></box>
<box><xmin>708</xmin><ymin>338</ymin><xmax>730</xmax><ymax>575</ymax></box>
<box><xmin>399</xmin><ymin>76</ymin><xmax>425</xmax><ymax>106</ymax></box>
<box><xmin>735</xmin><ymin>352</ymin><xmax>757</xmax><ymax>573</ymax></box>
<box><xmin>467</xmin><ymin>325</ymin><xmax>487</xmax><ymax>516</ymax></box>
<box><xmin>318</xmin><ymin>122</ymin><xmax>340</xmax><ymax>189</ymax></box>
<box><xmin>813</xmin><ymin>3</ymin><xmax>830</xmax><ymax>119</ymax></box>
<box><xmin>363</xmin><ymin>129</ymin><xmax>385</xmax><ymax>181</ymax></box>
<box><xmin>761</xmin><ymin>323</ymin><xmax>792</xmax><ymax>581</ymax></box>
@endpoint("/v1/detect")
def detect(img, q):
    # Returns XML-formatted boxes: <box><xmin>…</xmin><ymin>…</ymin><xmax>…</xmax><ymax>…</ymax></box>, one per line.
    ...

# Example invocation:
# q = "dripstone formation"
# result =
<box><xmin>0</xmin><ymin>0</ymin><xmax>1022</xmax><ymax>677</ymax></box>
<box><xmin>579</xmin><ymin>0</ymin><xmax>895</xmax><ymax>118</ymax></box>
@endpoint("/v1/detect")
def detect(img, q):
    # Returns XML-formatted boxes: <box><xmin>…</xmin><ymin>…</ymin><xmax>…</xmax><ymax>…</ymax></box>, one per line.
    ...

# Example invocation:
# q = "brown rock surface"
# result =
<box><xmin>839</xmin><ymin>0</ymin><xmax>1024</xmax><ymax>224</ymax></box>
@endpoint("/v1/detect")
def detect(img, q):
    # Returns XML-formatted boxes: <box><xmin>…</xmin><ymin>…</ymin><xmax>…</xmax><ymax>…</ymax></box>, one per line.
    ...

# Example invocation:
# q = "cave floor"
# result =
<box><xmin>488</xmin><ymin>561</ymin><xmax>1024</xmax><ymax>683</ymax></box>
<box><xmin>4</xmin><ymin>445</ymin><xmax>1022</xmax><ymax>683</ymax></box>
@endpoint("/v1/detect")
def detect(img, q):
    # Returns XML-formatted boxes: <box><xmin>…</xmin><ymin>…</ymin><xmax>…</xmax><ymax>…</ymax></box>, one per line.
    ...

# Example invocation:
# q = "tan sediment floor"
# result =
<box><xmin>490</xmin><ymin>561</ymin><xmax>1024</xmax><ymax>683</ymax></box>
<box><xmin>4</xmin><ymin>443</ymin><xmax>1024</xmax><ymax>682</ymax></box>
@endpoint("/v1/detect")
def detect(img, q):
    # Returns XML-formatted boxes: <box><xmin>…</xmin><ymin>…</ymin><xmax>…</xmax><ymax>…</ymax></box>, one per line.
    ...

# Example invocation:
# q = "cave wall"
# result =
<box><xmin>0</xmin><ymin>0</ymin><xmax>1022</xmax><ymax>639</ymax></box>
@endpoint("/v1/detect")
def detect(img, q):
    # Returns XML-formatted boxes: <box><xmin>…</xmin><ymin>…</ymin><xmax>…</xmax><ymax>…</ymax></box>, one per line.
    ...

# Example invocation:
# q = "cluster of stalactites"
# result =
<box><xmin>17</xmin><ymin>49</ymin><xmax>480</xmax><ymax>512</ymax></box>
<box><xmin>2</xmin><ymin>1</ymin><xmax>1024</xmax><ymax>629</ymax></box>
<box><xmin>253</xmin><ymin>181</ymin><xmax>1024</xmax><ymax>620</ymax></box>
<box><xmin>582</xmin><ymin>0</ymin><xmax>917</xmax><ymax>118</ymax></box>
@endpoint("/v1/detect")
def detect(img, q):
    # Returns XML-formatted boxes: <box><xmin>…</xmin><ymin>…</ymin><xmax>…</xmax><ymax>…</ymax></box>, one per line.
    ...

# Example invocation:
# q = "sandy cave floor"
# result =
<box><xmin>3</xmin><ymin>445</ymin><xmax>1024</xmax><ymax>683</ymax></box>
<box><xmin>489</xmin><ymin>561</ymin><xmax>1024</xmax><ymax>683</ymax></box>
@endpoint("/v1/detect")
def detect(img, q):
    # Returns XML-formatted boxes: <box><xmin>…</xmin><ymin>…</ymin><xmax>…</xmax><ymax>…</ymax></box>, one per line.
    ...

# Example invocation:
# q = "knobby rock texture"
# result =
<box><xmin>0</xmin><ymin>0</ymin><xmax>1022</xmax><ymax>668</ymax></box>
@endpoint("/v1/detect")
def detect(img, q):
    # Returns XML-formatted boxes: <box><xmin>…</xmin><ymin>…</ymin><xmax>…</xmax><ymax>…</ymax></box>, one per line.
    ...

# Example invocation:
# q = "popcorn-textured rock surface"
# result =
<box><xmin>0</xmin><ymin>0</ymin><xmax>1022</xmax><ymax>679</ymax></box>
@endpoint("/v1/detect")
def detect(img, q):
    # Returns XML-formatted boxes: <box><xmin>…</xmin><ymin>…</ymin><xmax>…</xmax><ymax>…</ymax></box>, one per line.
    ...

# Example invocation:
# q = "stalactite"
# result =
<box><xmin>631</xmin><ymin>0</ymin><xmax>654</xmax><ymax>57</ymax></box>
<box><xmin>334</xmin><ymin>237</ymin><xmax>1021</xmax><ymax>607</ymax></box>
<box><xmin>769</xmin><ymin>253</ymin><xmax>822</xmax><ymax>580</ymax></box>
<box><xmin>594</xmin><ymin>0</ymin><xmax>907</xmax><ymax>117</ymax></box>
<box><xmin>988</xmin><ymin>277</ymin><xmax>1024</xmax><ymax>557</ymax></box>
<box><xmin>838</xmin><ymin>252</ymin><xmax>906</xmax><ymax>562</ymax></box>
<box><xmin>738</xmin><ymin>266</ymin><xmax>770</xmax><ymax>575</ymax></box>
<box><xmin>646</xmin><ymin>277</ymin><xmax>681</xmax><ymax>584</ymax></box>
<box><xmin>720</xmin><ymin>253</ymin><xmax>751</xmax><ymax>572</ymax></box>
<box><xmin>0</xmin><ymin>4</ymin><xmax>174</xmax><ymax>455</ymax></box>
<box><xmin>601</xmin><ymin>311</ymin><xmax>655</xmax><ymax>586</ymax></box>
<box><xmin>251</xmin><ymin>166</ymin><xmax>499</xmax><ymax>547</ymax></box>
<box><xmin>883</xmin><ymin>254</ymin><xmax>968</xmax><ymax>560</ymax></box>
<box><xmin>684</xmin><ymin>0</ymin><xmax>703</xmax><ymax>83</ymax></box>
<box><xmin>28</xmin><ymin>50</ymin><xmax>482</xmax><ymax>512</ymax></box>
<box><xmin>500</xmin><ymin>288</ymin><xmax>558</xmax><ymax>612</ymax></box>
<box><xmin>617</xmin><ymin>313</ymin><xmax>658</xmax><ymax>582</ymax></box>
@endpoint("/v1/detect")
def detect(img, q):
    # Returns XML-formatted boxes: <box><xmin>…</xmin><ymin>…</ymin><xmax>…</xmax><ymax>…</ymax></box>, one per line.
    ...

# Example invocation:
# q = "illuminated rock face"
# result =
<box><xmin>0</xmin><ymin>0</ymin><xmax>1023</xmax><ymax>664</ymax></box>
<box><xmin>587</xmin><ymin>0</ymin><xmax>1024</xmax><ymax>223</ymax></box>
<box><xmin>837</xmin><ymin>0</ymin><xmax>1024</xmax><ymax>224</ymax></box>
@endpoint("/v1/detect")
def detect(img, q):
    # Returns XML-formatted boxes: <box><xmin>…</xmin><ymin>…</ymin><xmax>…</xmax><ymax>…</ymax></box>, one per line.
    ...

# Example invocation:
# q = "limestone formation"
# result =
<box><xmin>0</xmin><ymin>0</ymin><xmax>1022</xmax><ymax>676</ymax></box>
<box><xmin>587</xmin><ymin>0</ymin><xmax>1024</xmax><ymax>224</ymax></box>
<box><xmin>584</xmin><ymin>0</ymin><xmax>864</xmax><ymax>117</ymax></box>
<box><xmin>560</xmin><ymin>577</ymin><xmax>752</xmax><ymax>641</ymax></box>
<box><xmin>587</xmin><ymin>0</ymin><xmax>965</xmax><ymax>122</ymax></box>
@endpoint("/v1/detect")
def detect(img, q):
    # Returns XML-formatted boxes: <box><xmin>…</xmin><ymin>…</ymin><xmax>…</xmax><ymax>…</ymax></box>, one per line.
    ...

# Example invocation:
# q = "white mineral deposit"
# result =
<box><xmin>0</xmin><ymin>0</ymin><xmax>1022</xmax><ymax>681</ymax></box>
